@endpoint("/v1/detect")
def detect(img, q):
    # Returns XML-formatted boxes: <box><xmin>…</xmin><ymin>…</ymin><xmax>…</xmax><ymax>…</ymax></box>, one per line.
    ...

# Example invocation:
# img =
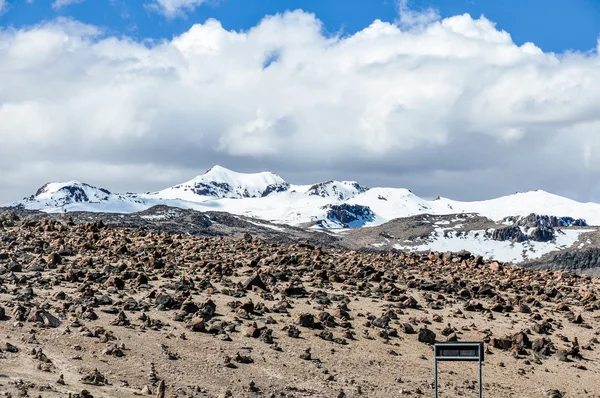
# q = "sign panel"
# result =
<box><xmin>434</xmin><ymin>342</ymin><xmax>484</xmax><ymax>362</ymax></box>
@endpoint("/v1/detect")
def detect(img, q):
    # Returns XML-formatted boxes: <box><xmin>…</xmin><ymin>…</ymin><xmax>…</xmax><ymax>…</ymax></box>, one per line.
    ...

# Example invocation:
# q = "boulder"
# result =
<box><xmin>296</xmin><ymin>313</ymin><xmax>315</xmax><ymax>329</ymax></box>
<box><xmin>401</xmin><ymin>323</ymin><xmax>416</xmax><ymax>334</ymax></box>
<box><xmin>418</xmin><ymin>327</ymin><xmax>436</xmax><ymax>345</ymax></box>
<box><xmin>243</xmin><ymin>273</ymin><xmax>267</xmax><ymax>291</ymax></box>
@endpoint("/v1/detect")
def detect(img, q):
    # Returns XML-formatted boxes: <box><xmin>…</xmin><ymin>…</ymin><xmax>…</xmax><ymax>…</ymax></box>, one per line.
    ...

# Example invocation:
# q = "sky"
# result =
<box><xmin>1</xmin><ymin>0</ymin><xmax>600</xmax><ymax>203</ymax></box>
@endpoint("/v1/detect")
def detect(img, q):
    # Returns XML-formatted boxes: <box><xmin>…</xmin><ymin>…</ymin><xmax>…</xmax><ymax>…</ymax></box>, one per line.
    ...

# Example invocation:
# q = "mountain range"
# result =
<box><xmin>6</xmin><ymin>165</ymin><xmax>600</xmax><ymax>270</ymax></box>
<box><xmin>9</xmin><ymin>165</ymin><xmax>600</xmax><ymax>227</ymax></box>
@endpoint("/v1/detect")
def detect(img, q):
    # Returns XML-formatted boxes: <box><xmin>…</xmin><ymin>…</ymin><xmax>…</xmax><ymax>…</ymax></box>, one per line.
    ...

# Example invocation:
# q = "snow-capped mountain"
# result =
<box><xmin>149</xmin><ymin>165</ymin><xmax>290</xmax><ymax>201</ymax></box>
<box><xmin>33</xmin><ymin>181</ymin><xmax>111</xmax><ymax>204</ymax></box>
<box><xmin>9</xmin><ymin>165</ymin><xmax>600</xmax><ymax>228</ymax></box>
<box><xmin>434</xmin><ymin>190</ymin><xmax>600</xmax><ymax>224</ymax></box>
<box><xmin>20</xmin><ymin>181</ymin><xmax>151</xmax><ymax>213</ymax></box>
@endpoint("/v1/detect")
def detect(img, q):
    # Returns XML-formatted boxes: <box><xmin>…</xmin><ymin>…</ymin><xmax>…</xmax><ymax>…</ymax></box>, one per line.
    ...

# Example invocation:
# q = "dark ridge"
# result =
<box><xmin>325</xmin><ymin>204</ymin><xmax>375</xmax><ymax>227</ymax></box>
<box><xmin>262</xmin><ymin>182</ymin><xmax>291</xmax><ymax>197</ymax></box>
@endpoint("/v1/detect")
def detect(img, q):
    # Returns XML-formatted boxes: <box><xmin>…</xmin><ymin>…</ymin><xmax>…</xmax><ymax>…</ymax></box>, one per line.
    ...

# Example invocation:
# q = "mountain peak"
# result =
<box><xmin>153</xmin><ymin>166</ymin><xmax>289</xmax><ymax>201</ymax></box>
<box><xmin>34</xmin><ymin>181</ymin><xmax>111</xmax><ymax>200</ymax></box>
<box><xmin>197</xmin><ymin>165</ymin><xmax>285</xmax><ymax>182</ymax></box>
<box><xmin>203</xmin><ymin>164</ymin><xmax>233</xmax><ymax>175</ymax></box>
<box><xmin>192</xmin><ymin>165</ymin><xmax>286</xmax><ymax>186</ymax></box>
<box><xmin>305</xmin><ymin>180</ymin><xmax>369</xmax><ymax>201</ymax></box>
<box><xmin>22</xmin><ymin>181</ymin><xmax>114</xmax><ymax>209</ymax></box>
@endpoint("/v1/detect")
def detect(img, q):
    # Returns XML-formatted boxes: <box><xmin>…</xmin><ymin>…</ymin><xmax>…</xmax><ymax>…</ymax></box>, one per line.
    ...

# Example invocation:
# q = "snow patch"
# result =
<box><xmin>245</xmin><ymin>220</ymin><xmax>286</xmax><ymax>232</ymax></box>
<box><xmin>394</xmin><ymin>228</ymin><xmax>594</xmax><ymax>263</ymax></box>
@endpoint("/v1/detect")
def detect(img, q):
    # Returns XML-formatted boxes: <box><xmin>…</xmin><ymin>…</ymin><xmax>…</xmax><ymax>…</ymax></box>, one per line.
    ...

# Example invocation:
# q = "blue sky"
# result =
<box><xmin>2</xmin><ymin>0</ymin><xmax>600</xmax><ymax>202</ymax></box>
<box><xmin>1</xmin><ymin>0</ymin><xmax>600</xmax><ymax>53</ymax></box>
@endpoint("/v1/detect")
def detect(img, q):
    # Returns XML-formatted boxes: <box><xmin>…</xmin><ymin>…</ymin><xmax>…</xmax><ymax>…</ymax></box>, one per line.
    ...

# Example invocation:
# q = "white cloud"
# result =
<box><xmin>396</xmin><ymin>0</ymin><xmax>440</xmax><ymax>29</ymax></box>
<box><xmin>148</xmin><ymin>0</ymin><xmax>208</xmax><ymax>18</ymax></box>
<box><xmin>52</xmin><ymin>0</ymin><xmax>85</xmax><ymax>10</ymax></box>
<box><xmin>2</xmin><ymin>11</ymin><xmax>600</xmax><ymax>203</ymax></box>
<box><xmin>0</xmin><ymin>0</ymin><xmax>7</xmax><ymax>14</ymax></box>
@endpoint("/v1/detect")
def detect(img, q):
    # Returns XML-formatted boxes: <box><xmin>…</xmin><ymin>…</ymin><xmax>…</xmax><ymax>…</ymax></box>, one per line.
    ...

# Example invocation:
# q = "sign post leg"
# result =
<box><xmin>434</xmin><ymin>358</ymin><xmax>438</xmax><ymax>398</ymax></box>
<box><xmin>479</xmin><ymin>355</ymin><xmax>482</xmax><ymax>398</ymax></box>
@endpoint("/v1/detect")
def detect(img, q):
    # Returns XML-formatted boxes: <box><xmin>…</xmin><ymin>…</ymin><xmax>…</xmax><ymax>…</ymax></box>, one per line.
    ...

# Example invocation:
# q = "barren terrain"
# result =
<box><xmin>0</xmin><ymin>210</ymin><xmax>599</xmax><ymax>397</ymax></box>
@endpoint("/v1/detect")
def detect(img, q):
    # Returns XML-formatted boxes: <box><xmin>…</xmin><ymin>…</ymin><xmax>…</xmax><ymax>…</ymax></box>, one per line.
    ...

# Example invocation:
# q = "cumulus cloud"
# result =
<box><xmin>396</xmin><ymin>0</ymin><xmax>440</xmax><ymax>29</ymax></box>
<box><xmin>148</xmin><ymin>0</ymin><xmax>208</xmax><ymax>18</ymax></box>
<box><xmin>1</xmin><ymin>11</ymin><xmax>600</xmax><ymax>203</ymax></box>
<box><xmin>52</xmin><ymin>0</ymin><xmax>85</xmax><ymax>10</ymax></box>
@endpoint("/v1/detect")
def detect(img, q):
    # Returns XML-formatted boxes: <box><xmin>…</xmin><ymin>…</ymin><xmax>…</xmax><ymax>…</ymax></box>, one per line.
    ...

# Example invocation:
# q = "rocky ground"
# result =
<box><xmin>2</xmin><ymin>206</ymin><xmax>340</xmax><ymax>247</ymax></box>
<box><xmin>9</xmin><ymin>206</ymin><xmax>600</xmax><ymax>276</ymax></box>
<box><xmin>1</xmin><ymin>211</ymin><xmax>600</xmax><ymax>397</ymax></box>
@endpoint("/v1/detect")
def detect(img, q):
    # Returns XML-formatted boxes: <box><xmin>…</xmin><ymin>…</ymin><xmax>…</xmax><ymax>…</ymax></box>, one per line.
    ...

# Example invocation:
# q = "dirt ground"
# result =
<box><xmin>1</xmin><ymin>276</ymin><xmax>599</xmax><ymax>398</ymax></box>
<box><xmin>1</xmin><ymin>214</ymin><xmax>600</xmax><ymax>397</ymax></box>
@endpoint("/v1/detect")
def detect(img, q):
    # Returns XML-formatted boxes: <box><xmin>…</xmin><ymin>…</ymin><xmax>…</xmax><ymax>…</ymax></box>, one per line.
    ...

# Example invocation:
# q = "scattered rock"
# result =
<box><xmin>418</xmin><ymin>327</ymin><xmax>436</xmax><ymax>345</ymax></box>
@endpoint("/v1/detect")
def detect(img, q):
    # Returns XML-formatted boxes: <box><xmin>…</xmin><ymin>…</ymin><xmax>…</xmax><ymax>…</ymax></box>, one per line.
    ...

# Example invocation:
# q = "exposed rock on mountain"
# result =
<box><xmin>489</xmin><ymin>223</ymin><xmax>557</xmax><ymax>243</ymax></box>
<box><xmin>505</xmin><ymin>214</ymin><xmax>588</xmax><ymax>228</ymax></box>
<box><xmin>528</xmin><ymin>226</ymin><xmax>556</xmax><ymax>242</ymax></box>
<box><xmin>490</xmin><ymin>226</ymin><xmax>527</xmax><ymax>242</ymax></box>
<box><xmin>306</xmin><ymin>180</ymin><xmax>368</xmax><ymax>200</ymax></box>
<box><xmin>323</xmin><ymin>204</ymin><xmax>375</xmax><ymax>227</ymax></box>
<box><xmin>488</xmin><ymin>213</ymin><xmax>589</xmax><ymax>244</ymax></box>
<box><xmin>261</xmin><ymin>182</ymin><xmax>291</xmax><ymax>197</ymax></box>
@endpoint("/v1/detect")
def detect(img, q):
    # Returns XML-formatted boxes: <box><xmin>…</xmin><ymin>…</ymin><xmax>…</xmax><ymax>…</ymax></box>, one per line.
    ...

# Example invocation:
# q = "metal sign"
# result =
<box><xmin>434</xmin><ymin>342</ymin><xmax>484</xmax><ymax>397</ymax></box>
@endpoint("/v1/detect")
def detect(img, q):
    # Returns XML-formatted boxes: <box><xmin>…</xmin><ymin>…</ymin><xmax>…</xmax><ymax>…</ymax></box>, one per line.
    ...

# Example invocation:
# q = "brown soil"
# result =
<box><xmin>0</xmin><ymin>212</ymin><xmax>599</xmax><ymax>397</ymax></box>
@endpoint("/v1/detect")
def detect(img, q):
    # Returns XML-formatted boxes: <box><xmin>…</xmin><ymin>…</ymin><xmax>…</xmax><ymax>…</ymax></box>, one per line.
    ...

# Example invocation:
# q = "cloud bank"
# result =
<box><xmin>1</xmin><ymin>11</ymin><xmax>600</xmax><ymax>202</ymax></box>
